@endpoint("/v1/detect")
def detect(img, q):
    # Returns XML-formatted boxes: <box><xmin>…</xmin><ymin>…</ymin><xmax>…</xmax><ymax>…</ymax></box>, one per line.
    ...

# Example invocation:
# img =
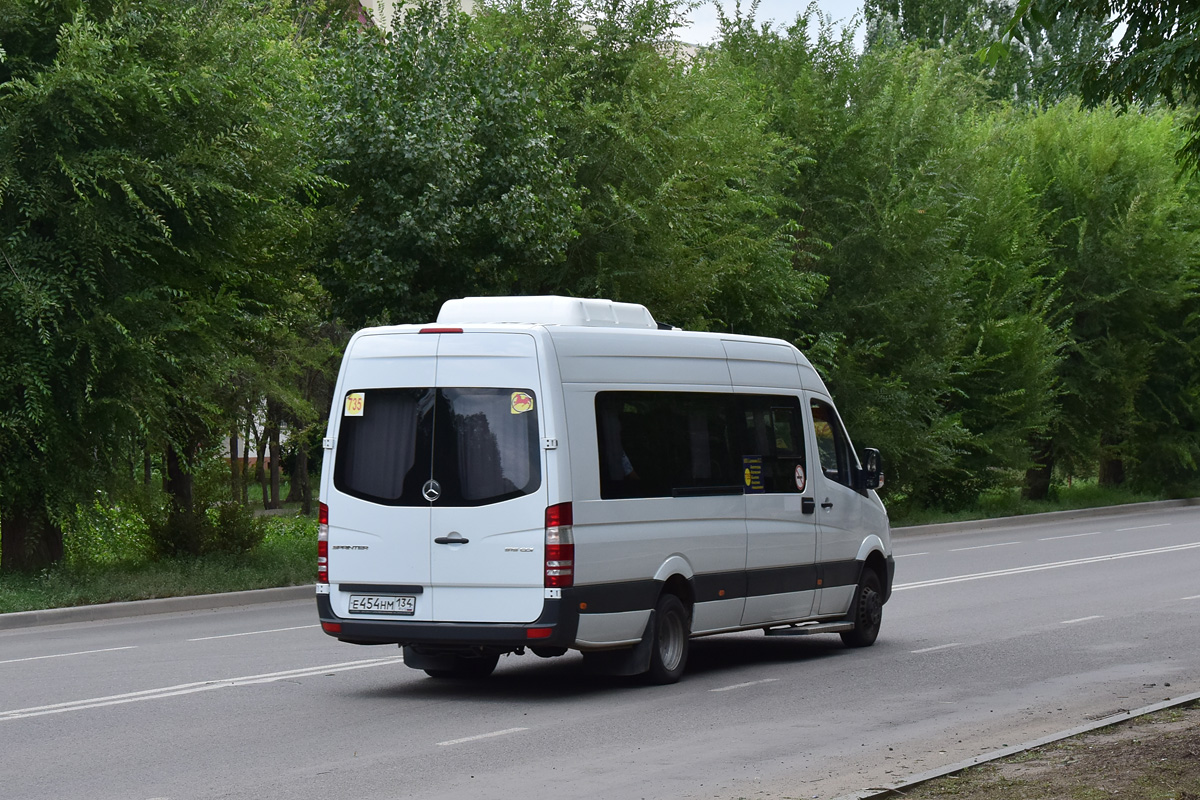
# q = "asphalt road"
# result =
<box><xmin>2</xmin><ymin>504</ymin><xmax>1198</xmax><ymax>800</ymax></box>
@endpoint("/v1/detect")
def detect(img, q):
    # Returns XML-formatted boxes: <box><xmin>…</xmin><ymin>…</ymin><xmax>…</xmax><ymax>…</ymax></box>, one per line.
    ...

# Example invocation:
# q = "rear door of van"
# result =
<box><xmin>427</xmin><ymin>332</ymin><xmax>547</xmax><ymax>623</ymax></box>
<box><xmin>327</xmin><ymin>330</ymin><xmax>548</xmax><ymax>625</ymax></box>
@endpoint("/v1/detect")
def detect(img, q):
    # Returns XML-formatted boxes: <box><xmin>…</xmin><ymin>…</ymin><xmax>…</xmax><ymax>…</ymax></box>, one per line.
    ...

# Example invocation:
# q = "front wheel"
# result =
<box><xmin>840</xmin><ymin>569</ymin><xmax>883</xmax><ymax>648</ymax></box>
<box><xmin>645</xmin><ymin>593</ymin><xmax>690</xmax><ymax>685</ymax></box>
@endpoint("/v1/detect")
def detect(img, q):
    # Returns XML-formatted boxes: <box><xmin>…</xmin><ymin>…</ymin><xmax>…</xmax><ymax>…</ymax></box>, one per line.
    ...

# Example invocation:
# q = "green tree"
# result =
<box><xmin>475</xmin><ymin>0</ymin><xmax>818</xmax><ymax>333</ymax></box>
<box><xmin>987</xmin><ymin>1</ymin><xmax>1200</xmax><ymax>170</ymax></box>
<box><xmin>716</xmin><ymin>15</ymin><xmax>1062</xmax><ymax>507</ymax></box>
<box><xmin>999</xmin><ymin>103</ymin><xmax>1200</xmax><ymax>496</ymax></box>
<box><xmin>865</xmin><ymin>0</ymin><xmax>1109</xmax><ymax>103</ymax></box>
<box><xmin>0</xmin><ymin>0</ymin><xmax>322</xmax><ymax>569</ymax></box>
<box><xmin>317</xmin><ymin>0</ymin><xmax>580</xmax><ymax>327</ymax></box>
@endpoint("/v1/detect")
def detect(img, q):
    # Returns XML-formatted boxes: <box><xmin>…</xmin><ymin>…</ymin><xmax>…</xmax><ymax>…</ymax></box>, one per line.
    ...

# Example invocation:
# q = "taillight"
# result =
<box><xmin>318</xmin><ymin>502</ymin><xmax>329</xmax><ymax>584</ymax></box>
<box><xmin>545</xmin><ymin>502</ymin><xmax>574</xmax><ymax>588</ymax></box>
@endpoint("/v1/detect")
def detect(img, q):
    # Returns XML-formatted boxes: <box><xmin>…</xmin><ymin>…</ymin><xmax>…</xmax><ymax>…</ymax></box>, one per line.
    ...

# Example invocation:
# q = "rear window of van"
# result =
<box><xmin>334</xmin><ymin>387</ymin><xmax>541</xmax><ymax>506</ymax></box>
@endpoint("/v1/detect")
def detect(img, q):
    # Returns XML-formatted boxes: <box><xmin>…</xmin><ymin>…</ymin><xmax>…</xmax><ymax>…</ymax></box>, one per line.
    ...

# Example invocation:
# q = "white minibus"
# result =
<box><xmin>317</xmin><ymin>296</ymin><xmax>893</xmax><ymax>683</ymax></box>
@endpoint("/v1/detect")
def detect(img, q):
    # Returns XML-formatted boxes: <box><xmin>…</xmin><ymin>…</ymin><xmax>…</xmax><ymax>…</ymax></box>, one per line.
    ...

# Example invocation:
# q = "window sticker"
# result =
<box><xmin>794</xmin><ymin>464</ymin><xmax>807</xmax><ymax>493</ymax></box>
<box><xmin>511</xmin><ymin>392</ymin><xmax>534</xmax><ymax>414</ymax></box>
<box><xmin>344</xmin><ymin>392</ymin><xmax>365</xmax><ymax>417</ymax></box>
<box><xmin>742</xmin><ymin>456</ymin><xmax>764</xmax><ymax>494</ymax></box>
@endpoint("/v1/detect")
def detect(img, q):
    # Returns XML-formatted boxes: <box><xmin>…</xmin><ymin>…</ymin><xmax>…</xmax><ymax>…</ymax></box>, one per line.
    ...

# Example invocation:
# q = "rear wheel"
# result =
<box><xmin>645</xmin><ymin>593</ymin><xmax>690</xmax><ymax>685</ymax></box>
<box><xmin>840</xmin><ymin>569</ymin><xmax>883</xmax><ymax>648</ymax></box>
<box><xmin>424</xmin><ymin>653</ymin><xmax>500</xmax><ymax>679</ymax></box>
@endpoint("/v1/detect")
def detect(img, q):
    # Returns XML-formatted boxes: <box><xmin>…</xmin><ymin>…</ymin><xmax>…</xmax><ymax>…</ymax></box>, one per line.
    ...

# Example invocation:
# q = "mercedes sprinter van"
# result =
<box><xmin>317</xmin><ymin>296</ymin><xmax>893</xmax><ymax>683</ymax></box>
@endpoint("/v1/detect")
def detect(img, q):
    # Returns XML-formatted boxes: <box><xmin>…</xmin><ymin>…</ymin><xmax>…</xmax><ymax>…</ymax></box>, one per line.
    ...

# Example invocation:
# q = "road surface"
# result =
<box><xmin>2</xmin><ymin>504</ymin><xmax>1197</xmax><ymax>799</ymax></box>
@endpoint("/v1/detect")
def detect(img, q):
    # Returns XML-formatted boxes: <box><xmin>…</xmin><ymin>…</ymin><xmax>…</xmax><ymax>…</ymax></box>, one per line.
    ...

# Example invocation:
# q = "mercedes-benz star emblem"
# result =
<box><xmin>422</xmin><ymin>479</ymin><xmax>441</xmax><ymax>502</ymax></box>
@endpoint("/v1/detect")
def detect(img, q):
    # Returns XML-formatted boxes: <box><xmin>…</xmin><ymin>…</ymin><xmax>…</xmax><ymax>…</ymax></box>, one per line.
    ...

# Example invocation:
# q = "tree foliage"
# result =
<box><xmin>3</xmin><ymin>0</ymin><xmax>1200</xmax><ymax>573</ymax></box>
<box><xmin>318</xmin><ymin>0</ymin><xmax>580</xmax><ymax>326</ymax></box>
<box><xmin>0</xmin><ymin>0</ymin><xmax>322</xmax><ymax>568</ymax></box>
<box><xmin>986</xmin><ymin>0</ymin><xmax>1200</xmax><ymax>170</ymax></box>
<box><xmin>865</xmin><ymin>0</ymin><xmax>1110</xmax><ymax>103</ymax></box>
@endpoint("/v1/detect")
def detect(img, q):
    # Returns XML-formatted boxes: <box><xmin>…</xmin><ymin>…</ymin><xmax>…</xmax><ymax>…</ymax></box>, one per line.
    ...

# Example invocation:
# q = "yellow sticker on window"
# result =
<box><xmin>345</xmin><ymin>392</ymin><xmax>365</xmax><ymax>417</ymax></box>
<box><xmin>511</xmin><ymin>392</ymin><xmax>534</xmax><ymax>414</ymax></box>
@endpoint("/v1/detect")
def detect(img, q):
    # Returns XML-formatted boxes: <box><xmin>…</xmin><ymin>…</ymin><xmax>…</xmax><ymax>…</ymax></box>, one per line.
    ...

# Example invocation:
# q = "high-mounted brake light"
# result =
<box><xmin>317</xmin><ymin>502</ymin><xmax>329</xmax><ymax>584</ymax></box>
<box><xmin>544</xmin><ymin>502</ymin><xmax>574</xmax><ymax>588</ymax></box>
<box><xmin>419</xmin><ymin>327</ymin><xmax>463</xmax><ymax>334</ymax></box>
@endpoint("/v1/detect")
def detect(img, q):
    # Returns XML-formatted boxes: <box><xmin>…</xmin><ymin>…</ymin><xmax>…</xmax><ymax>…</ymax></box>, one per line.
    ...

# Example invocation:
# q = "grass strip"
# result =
<box><xmin>0</xmin><ymin>518</ymin><xmax>313</xmax><ymax>615</ymax></box>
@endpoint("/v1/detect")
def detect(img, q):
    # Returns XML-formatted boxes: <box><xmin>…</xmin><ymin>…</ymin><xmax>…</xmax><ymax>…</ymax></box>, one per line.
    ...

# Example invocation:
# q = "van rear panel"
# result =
<box><xmin>324</xmin><ymin>331</ymin><xmax>548</xmax><ymax>625</ymax></box>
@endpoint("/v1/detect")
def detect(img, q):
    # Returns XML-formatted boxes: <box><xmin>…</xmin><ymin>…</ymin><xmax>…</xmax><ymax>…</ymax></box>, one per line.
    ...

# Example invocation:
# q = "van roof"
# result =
<box><xmin>437</xmin><ymin>296</ymin><xmax>658</xmax><ymax>329</ymax></box>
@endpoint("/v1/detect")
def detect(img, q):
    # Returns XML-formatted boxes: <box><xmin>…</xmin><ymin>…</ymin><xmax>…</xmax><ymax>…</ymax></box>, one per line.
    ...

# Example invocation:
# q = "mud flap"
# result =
<box><xmin>582</xmin><ymin>610</ymin><xmax>656</xmax><ymax>677</ymax></box>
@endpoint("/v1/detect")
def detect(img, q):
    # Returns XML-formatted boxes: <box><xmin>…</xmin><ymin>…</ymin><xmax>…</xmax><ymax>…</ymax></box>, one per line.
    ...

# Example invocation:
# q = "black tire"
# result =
<box><xmin>645</xmin><ymin>593</ymin><xmax>690</xmax><ymax>685</ymax></box>
<box><xmin>840</xmin><ymin>568</ymin><xmax>883</xmax><ymax>648</ymax></box>
<box><xmin>424</xmin><ymin>653</ymin><xmax>500</xmax><ymax>679</ymax></box>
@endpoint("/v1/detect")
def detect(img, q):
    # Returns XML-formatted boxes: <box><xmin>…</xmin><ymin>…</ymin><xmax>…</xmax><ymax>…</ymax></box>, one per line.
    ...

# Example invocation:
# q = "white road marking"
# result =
<box><xmin>894</xmin><ymin>541</ymin><xmax>1200</xmax><ymax>592</ymax></box>
<box><xmin>437</xmin><ymin>728</ymin><xmax>529</xmax><ymax>746</ymax></box>
<box><xmin>894</xmin><ymin>552</ymin><xmax>929</xmax><ymax>558</ymax></box>
<box><xmin>911</xmin><ymin>643</ymin><xmax>963</xmax><ymax>654</ymax></box>
<box><xmin>0</xmin><ymin>656</ymin><xmax>406</xmax><ymax>722</ymax></box>
<box><xmin>0</xmin><ymin>646</ymin><xmax>137</xmax><ymax>666</ymax></box>
<box><xmin>1061</xmin><ymin>616</ymin><xmax>1103</xmax><ymax>625</ymax></box>
<box><xmin>1116</xmin><ymin>523</ymin><xmax>1171</xmax><ymax>532</ymax></box>
<box><xmin>710</xmin><ymin>678</ymin><xmax>780</xmax><ymax>693</ymax></box>
<box><xmin>187</xmin><ymin>625</ymin><xmax>319</xmax><ymax>642</ymax></box>
<box><xmin>950</xmin><ymin>541</ymin><xmax>1020</xmax><ymax>552</ymax></box>
<box><xmin>1040</xmin><ymin>531</ymin><xmax>1104</xmax><ymax>541</ymax></box>
<box><xmin>1183</xmin><ymin>595</ymin><xmax>1200</xmax><ymax>601</ymax></box>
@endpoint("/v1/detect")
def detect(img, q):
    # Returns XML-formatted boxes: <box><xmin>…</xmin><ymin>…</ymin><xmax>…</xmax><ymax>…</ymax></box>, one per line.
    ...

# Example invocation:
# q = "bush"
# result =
<box><xmin>206</xmin><ymin>501</ymin><xmax>266</xmax><ymax>555</ymax></box>
<box><xmin>62</xmin><ymin>496</ymin><xmax>155</xmax><ymax>568</ymax></box>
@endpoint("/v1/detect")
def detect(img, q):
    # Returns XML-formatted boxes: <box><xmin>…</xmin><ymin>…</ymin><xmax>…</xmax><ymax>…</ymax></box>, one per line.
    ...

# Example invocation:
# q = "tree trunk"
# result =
<box><xmin>241</xmin><ymin>416</ymin><xmax>252</xmax><ymax>505</ymax></box>
<box><xmin>143</xmin><ymin>448</ymin><xmax>153</xmax><ymax>487</ymax></box>
<box><xmin>1</xmin><ymin>500</ymin><xmax>63</xmax><ymax>573</ymax></box>
<box><xmin>251</xmin><ymin>413</ymin><xmax>269</xmax><ymax>509</ymax></box>
<box><xmin>1099</xmin><ymin>457</ymin><xmax>1126</xmax><ymax>486</ymax></box>
<box><xmin>296</xmin><ymin>441</ymin><xmax>312</xmax><ymax>516</ymax></box>
<box><xmin>229</xmin><ymin>429</ymin><xmax>242</xmax><ymax>503</ymax></box>
<box><xmin>1098</xmin><ymin>433</ymin><xmax>1125</xmax><ymax>487</ymax></box>
<box><xmin>1023</xmin><ymin>437</ymin><xmax>1054</xmax><ymax>501</ymax></box>
<box><xmin>266</xmin><ymin>400</ymin><xmax>283</xmax><ymax>510</ymax></box>
<box><xmin>165</xmin><ymin>443</ymin><xmax>195</xmax><ymax>517</ymax></box>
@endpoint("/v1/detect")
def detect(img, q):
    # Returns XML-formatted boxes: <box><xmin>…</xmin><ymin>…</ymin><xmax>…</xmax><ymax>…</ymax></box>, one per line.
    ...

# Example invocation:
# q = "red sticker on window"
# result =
<box><xmin>511</xmin><ymin>392</ymin><xmax>534</xmax><ymax>414</ymax></box>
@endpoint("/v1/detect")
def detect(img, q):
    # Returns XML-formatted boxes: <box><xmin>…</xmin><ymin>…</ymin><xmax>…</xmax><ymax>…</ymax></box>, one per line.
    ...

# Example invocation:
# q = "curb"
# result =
<box><xmin>891</xmin><ymin>497</ymin><xmax>1200</xmax><ymax>538</ymax></box>
<box><xmin>0</xmin><ymin>584</ymin><xmax>314</xmax><ymax>632</ymax></box>
<box><xmin>833</xmin><ymin>690</ymin><xmax>1200</xmax><ymax>800</ymax></box>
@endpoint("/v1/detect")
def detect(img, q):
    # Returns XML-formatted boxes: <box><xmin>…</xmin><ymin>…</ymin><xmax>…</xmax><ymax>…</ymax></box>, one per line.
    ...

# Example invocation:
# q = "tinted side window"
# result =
<box><xmin>742</xmin><ymin>395</ymin><xmax>807</xmax><ymax>493</ymax></box>
<box><xmin>596</xmin><ymin>392</ymin><xmax>741</xmax><ymax>499</ymax></box>
<box><xmin>810</xmin><ymin>399</ymin><xmax>854</xmax><ymax>488</ymax></box>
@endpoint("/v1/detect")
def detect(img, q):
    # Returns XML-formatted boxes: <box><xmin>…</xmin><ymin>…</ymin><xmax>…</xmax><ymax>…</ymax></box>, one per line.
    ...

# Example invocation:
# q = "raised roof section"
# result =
<box><xmin>437</xmin><ymin>296</ymin><xmax>658</xmax><ymax>329</ymax></box>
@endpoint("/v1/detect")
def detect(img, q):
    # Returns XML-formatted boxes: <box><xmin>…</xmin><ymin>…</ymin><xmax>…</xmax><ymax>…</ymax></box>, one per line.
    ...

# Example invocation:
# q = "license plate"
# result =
<box><xmin>348</xmin><ymin>594</ymin><xmax>416</xmax><ymax>615</ymax></box>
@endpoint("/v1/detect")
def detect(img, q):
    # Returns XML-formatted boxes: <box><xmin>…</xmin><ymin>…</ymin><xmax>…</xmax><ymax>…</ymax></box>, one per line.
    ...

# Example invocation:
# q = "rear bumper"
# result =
<box><xmin>316</xmin><ymin>593</ymin><xmax>580</xmax><ymax>650</ymax></box>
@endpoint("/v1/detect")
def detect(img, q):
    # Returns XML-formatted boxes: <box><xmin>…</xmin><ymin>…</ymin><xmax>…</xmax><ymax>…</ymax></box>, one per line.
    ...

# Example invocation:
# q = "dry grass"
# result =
<box><xmin>903</xmin><ymin>703</ymin><xmax>1200</xmax><ymax>800</ymax></box>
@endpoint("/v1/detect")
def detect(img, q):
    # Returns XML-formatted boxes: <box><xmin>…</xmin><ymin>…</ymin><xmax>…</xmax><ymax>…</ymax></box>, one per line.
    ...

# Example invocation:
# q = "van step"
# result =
<box><xmin>763</xmin><ymin>621</ymin><xmax>854</xmax><ymax>637</ymax></box>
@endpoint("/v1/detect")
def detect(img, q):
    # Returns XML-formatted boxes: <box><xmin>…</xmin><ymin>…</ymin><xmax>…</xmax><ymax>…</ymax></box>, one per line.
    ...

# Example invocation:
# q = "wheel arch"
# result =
<box><xmin>860</xmin><ymin>549</ymin><xmax>890</xmax><ymax>603</ymax></box>
<box><xmin>653</xmin><ymin>556</ymin><xmax>696</xmax><ymax>615</ymax></box>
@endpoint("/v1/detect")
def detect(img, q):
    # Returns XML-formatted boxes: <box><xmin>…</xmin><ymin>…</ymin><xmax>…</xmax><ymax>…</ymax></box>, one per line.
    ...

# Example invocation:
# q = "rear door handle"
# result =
<box><xmin>821</xmin><ymin>499</ymin><xmax>834</xmax><ymax>509</ymax></box>
<box><xmin>434</xmin><ymin>533</ymin><xmax>469</xmax><ymax>545</ymax></box>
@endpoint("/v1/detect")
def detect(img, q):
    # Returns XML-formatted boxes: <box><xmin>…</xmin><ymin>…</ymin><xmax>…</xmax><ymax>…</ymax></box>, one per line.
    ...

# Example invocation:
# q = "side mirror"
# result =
<box><xmin>861</xmin><ymin>447</ymin><xmax>884</xmax><ymax>491</ymax></box>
